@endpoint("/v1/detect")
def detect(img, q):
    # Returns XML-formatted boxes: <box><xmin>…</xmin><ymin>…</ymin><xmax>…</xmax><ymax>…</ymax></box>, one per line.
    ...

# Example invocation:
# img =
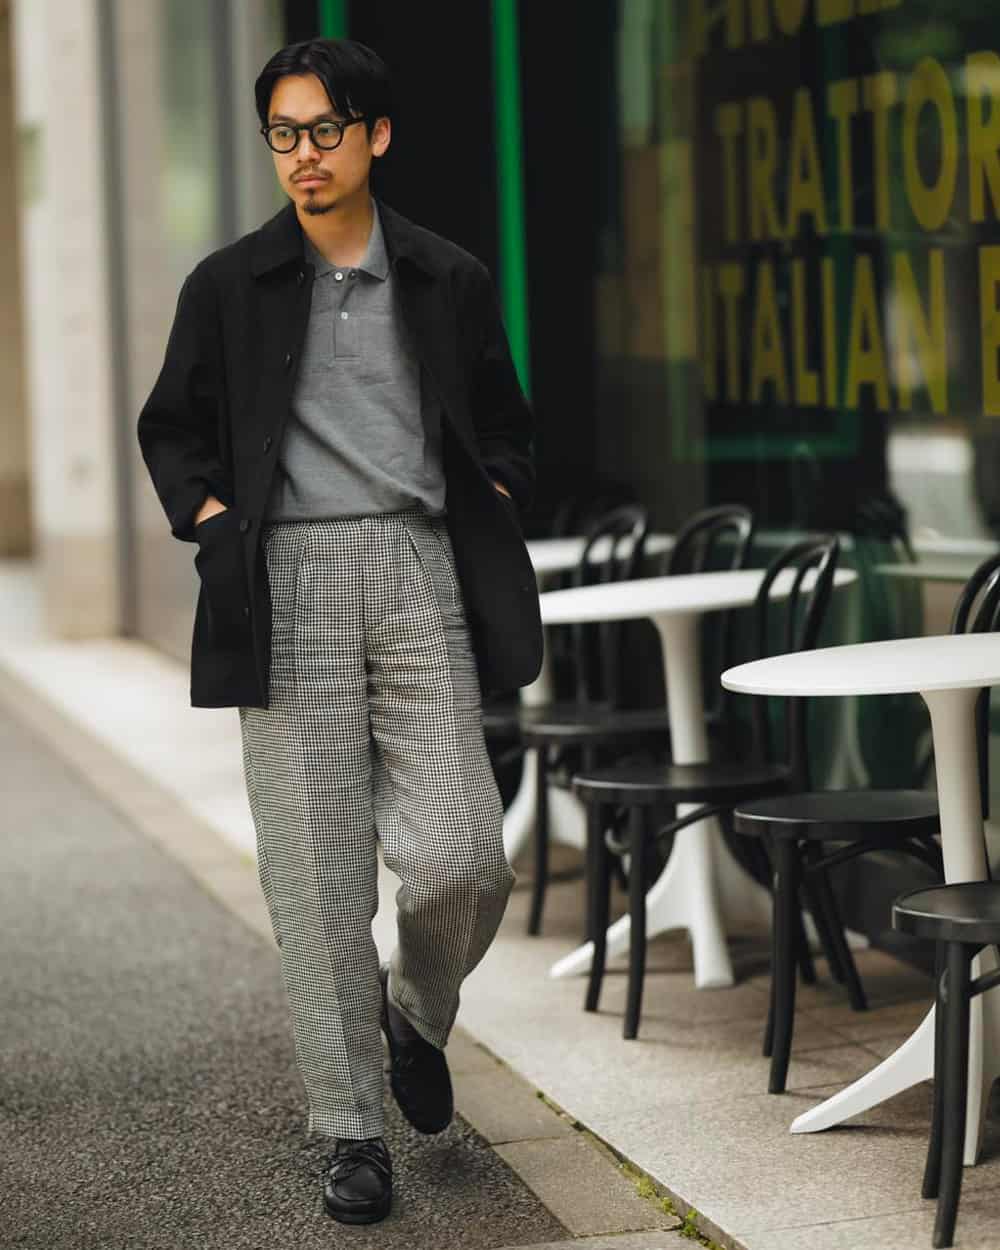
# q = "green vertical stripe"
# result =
<box><xmin>491</xmin><ymin>0</ymin><xmax>531</xmax><ymax>397</ymax></box>
<box><xmin>318</xmin><ymin>0</ymin><xmax>347</xmax><ymax>38</ymax></box>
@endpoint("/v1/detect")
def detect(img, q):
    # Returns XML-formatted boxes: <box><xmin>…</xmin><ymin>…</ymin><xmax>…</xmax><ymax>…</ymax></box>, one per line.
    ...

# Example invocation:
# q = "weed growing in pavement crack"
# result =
<box><xmin>620</xmin><ymin>1161</ymin><xmax>724</xmax><ymax>1250</ymax></box>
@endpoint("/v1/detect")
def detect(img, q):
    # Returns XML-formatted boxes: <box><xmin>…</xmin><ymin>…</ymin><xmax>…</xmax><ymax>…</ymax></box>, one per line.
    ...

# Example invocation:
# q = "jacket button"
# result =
<box><xmin>284</xmin><ymin>351</ymin><xmax>293</xmax><ymax>370</ymax></box>
<box><xmin>243</xmin><ymin>605</ymin><xmax>250</xmax><ymax>617</ymax></box>
<box><xmin>239</xmin><ymin>518</ymin><xmax>250</xmax><ymax>533</ymax></box>
<box><xmin>296</xmin><ymin>269</ymin><xmax>305</xmax><ymax>285</ymax></box>
<box><xmin>263</xmin><ymin>434</ymin><xmax>273</xmax><ymax>451</ymax></box>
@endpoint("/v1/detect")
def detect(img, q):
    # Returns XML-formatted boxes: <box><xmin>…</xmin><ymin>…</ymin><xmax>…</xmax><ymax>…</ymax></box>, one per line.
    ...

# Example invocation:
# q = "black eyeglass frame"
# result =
<box><xmin>260</xmin><ymin>115</ymin><xmax>368</xmax><ymax>154</ymax></box>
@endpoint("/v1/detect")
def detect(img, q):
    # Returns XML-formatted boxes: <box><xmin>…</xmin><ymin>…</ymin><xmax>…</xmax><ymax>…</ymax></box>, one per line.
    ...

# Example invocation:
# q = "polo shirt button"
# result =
<box><xmin>284</xmin><ymin>351</ymin><xmax>293</xmax><ymax>370</ymax></box>
<box><xmin>239</xmin><ymin>519</ymin><xmax>250</xmax><ymax>533</ymax></box>
<box><xmin>341</xmin><ymin>312</ymin><xmax>348</xmax><ymax>320</ymax></box>
<box><xmin>334</xmin><ymin>271</ymin><xmax>344</xmax><ymax>281</ymax></box>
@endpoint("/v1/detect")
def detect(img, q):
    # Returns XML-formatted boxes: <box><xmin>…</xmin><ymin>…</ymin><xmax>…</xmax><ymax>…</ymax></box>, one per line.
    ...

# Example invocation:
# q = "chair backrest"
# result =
<box><xmin>665</xmin><ymin>504</ymin><xmax>755</xmax><ymax>575</ymax></box>
<box><xmin>666</xmin><ymin>505</ymin><xmax>756</xmax><ymax>730</ymax></box>
<box><xmin>570</xmin><ymin>503</ymin><xmax>650</xmax><ymax>705</ymax></box>
<box><xmin>745</xmin><ymin>535</ymin><xmax>841</xmax><ymax>790</ymax></box>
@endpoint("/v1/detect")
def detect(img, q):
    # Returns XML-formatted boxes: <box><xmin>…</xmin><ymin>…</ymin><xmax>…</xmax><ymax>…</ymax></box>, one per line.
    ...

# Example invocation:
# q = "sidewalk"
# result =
<box><xmin>5</xmin><ymin>553</ymin><xmax>1000</xmax><ymax>1248</ymax></box>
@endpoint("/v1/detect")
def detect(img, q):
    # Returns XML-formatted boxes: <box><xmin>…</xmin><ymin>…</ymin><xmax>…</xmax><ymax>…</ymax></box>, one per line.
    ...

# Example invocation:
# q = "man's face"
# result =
<box><xmin>266</xmin><ymin>72</ymin><xmax>390</xmax><ymax>216</ymax></box>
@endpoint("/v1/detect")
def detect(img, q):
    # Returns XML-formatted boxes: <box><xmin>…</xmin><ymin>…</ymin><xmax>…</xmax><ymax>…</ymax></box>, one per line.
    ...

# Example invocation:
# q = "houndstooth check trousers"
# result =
<box><xmin>238</xmin><ymin>506</ymin><xmax>515</xmax><ymax>1140</ymax></box>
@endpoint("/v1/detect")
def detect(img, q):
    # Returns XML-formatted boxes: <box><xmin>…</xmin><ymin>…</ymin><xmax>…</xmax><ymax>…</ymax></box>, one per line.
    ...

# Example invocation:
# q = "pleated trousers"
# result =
<box><xmin>238</xmin><ymin>506</ymin><xmax>515</xmax><ymax>1139</ymax></box>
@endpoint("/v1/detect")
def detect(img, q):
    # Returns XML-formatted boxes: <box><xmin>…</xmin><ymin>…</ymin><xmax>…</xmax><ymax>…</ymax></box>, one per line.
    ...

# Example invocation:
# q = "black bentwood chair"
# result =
<box><xmin>515</xmin><ymin>504</ymin><xmax>682</xmax><ymax>936</ymax></box>
<box><xmin>733</xmin><ymin>550</ymin><xmax>1000</xmax><ymax>1095</ymax></box>
<box><xmin>571</xmin><ymin>536</ymin><xmax>843</xmax><ymax>1039</ymax></box>
<box><xmin>519</xmin><ymin>503</ymin><xmax>758</xmax><ymax>936</ymax></box>
<box><xmin>892</xmin><ymin>882</ymin><xmax>1000</xmax><ymax>1249</ymax></box>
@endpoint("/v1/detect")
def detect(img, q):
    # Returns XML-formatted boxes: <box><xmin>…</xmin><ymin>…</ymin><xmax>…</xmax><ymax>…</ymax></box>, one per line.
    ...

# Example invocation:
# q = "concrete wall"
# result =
<box><xmin>0</xmin><ymin>0</ymin><xmax>31</xmax><ymax>557</ymax></box>
<box><xmin>12</xmin><ymin>0</ymin><xmax>118</xmax><ymax>633</ymax></box>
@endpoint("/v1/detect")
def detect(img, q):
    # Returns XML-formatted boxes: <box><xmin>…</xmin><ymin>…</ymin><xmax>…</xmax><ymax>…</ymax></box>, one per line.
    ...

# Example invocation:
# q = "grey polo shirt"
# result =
<box><xmin>264</xmin><ymin>198</ymin><xmax>447</xmax><ymax>523</ymax></box>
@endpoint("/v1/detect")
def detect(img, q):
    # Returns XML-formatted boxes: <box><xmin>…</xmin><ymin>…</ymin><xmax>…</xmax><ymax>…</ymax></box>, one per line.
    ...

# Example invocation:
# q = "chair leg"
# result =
<box><xmin>923</xmin><ymin>943</ymin><xmax>947</xmax><ymax>1200</ymax></box>
<box><xmin>769</xmin><ymin>839</ymin><xmax>801</xmax><ymax>1093</ymax></box>
<box><xmin>934</xmin><ymin>942</ymin><xmax>971</xmax><ymax>1249</ymax></box>
<box><xmin>800</xmin><ymin>843</ymin><xmax>844</xmax><ymax>984</ymax></box>
<box><xmin>762</xmin><ymin>839</ymin><xmax>777</xmax><ymax>1059</ymax></box>
<box><xmin>624</xmin><ymin>806</ymin><xmax>648</xmax><ymax>1040</ymax></box>
<box><xmin>528</xmin><ymin>745</ymin><xmax>549</xmax><ymax>935</ymax></box>
<box><xmin>794</xmin><ymin>897</ymin><xmax>817</xmax><ymax>986</ymax></box>
<box><xmin>813</xmin><ymin>866</ymin><xmax>868</xmax><ymax>1012</ymax></box>
<box><xmin>586</xmin><ymin>804</ymin><xmax>613</xmax><ymax>1013</ymax></box>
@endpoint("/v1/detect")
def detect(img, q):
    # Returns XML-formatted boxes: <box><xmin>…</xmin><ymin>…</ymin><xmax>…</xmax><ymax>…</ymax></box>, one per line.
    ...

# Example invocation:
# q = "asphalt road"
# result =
<box><xmin>0</xmin><ymin>708</ymin><xmax>568</xmax><ymax>1250</ymax></box>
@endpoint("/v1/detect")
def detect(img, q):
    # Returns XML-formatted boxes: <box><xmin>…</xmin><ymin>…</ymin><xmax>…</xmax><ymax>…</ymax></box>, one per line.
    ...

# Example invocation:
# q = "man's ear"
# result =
<box><xmin>372</xmin><ymin>116</ymin><xmax>391</xmax><ymax>159</ymax></box>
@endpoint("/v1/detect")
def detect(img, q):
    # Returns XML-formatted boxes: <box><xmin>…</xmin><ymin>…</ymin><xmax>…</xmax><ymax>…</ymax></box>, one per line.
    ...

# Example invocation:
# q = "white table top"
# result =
<box><xmin>527</xmin><ymin>533</ymin><xmax>674</xmax><ymax>576</ymax></box>
<box><xmin>539</xmin><ymin>567</ymin><xmax>856</xmax><ymax>627</ymax></box>
<box><xmin>722</xmin><ymin>632</ymin><xmax>1000</xmax><ymax>698</ymax></box>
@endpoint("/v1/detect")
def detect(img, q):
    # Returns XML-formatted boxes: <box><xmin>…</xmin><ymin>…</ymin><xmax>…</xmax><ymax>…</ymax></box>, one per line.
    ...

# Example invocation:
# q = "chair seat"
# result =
<box><xmin>733</xmin><ymin>789</ymin><xmax>940</xmax><ymax>841</ymax></box>
<box><xmin>482</xmin><ymin>701</ymin><xmax>521</xmax><ymax>737</ymax></box>
<box><xmin>571</xmin><ymin>758</ymin><xmax>790</xmax><ymax>805</ymax></box>
<box><xmin>893</xmin><ymin>881</ymin><xmax>1000</xmax><ymax>944</ymax></box>
<box><xmin>518</xmin><ymin>702</ymin><xmax>672</xmax><ymax>745</ymax></box>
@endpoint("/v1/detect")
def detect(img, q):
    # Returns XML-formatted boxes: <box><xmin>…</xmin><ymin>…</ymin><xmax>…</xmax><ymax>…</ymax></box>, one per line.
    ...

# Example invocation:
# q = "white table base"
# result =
<box><xmin>502</xmin><ymin>748</ymin><xmax>587</xmax><ymax>862</ymax></box>
<box><xmin>549</xmin><ymin>613</ymin><xmax>774</xmax><ymax>989</ymax></box>
<box><xmin>791</xmin><ymin>684</ymin><xmax>998</xmax><ymax>1164</ymax></box>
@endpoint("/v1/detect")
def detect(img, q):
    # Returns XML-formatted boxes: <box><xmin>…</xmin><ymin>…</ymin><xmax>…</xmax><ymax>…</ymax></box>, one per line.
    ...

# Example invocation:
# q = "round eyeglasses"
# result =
<box><xmin>261</xmin><ymin>116</ymin><xmax>367</xmax><ymax>154</ymax></box>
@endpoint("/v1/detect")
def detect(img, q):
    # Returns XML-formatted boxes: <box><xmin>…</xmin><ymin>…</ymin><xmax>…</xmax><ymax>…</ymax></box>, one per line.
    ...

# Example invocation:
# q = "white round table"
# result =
<box><xmin>502</xmin><ymin>532</ymin><xmax>674</xmax><ymax>865</ymax></box>
<box><xmin>536</xmin><ymin>566</ymin><xmax>857</xmax><ymax>990</ymax></box>
<box><xmin>524</xmin><ymin>533</ymin><xmax>674</xmax><ymax>579</ymax></box>
<box><xmin>723</xmin><ymin>632</ymin><xmax>1000</xmax><ymax>1164</ymax></box>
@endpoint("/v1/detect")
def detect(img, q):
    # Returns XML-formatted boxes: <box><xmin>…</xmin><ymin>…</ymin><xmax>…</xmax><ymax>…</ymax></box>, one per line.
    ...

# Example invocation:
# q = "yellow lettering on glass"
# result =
<box><xmin>822</xmin><ymin>257</ymin><xmax>839</xmax><ymax>407</ymax></box>
<box><xmin>715</xmin><ymin>102</ymin><xmax>744</xmax><ymax>243</ymax></box>
<box><xmin>792</xmin><ymin>259</ymin><xmax>819</xmax><ymax>406</ymax></box>
<box><xmin>903</xmin><ymin>58</ymin><xmax>958</xmax><ymax>231</ymax></box>
<box><xmin>828</xmin><ymin>78</ymin><xmax>859</xmax><ymax>231</ymax></box>
<box><xmin>892</xmin><ymin>250</ymin><xmax>947</xmax><ymax>412</ymax></box>
<box><xmin>846</xmin><ymin>253</ymin><xmax>890</xmax><ymax>411</ymax></box>
<box><xmin>748</xmin><ymin>97</ymin><xmax>783</xmax><ymax>241</ymax></box>
<box><xmin>718</xmin><ymin>263</ymin><xmax>746</xmax><ymax>402</ymax></box>
<box><xmin>980</xmin><ymin>246</ymin><xmax>1000</xmax><ymax>416</ymax></box>
<box><xmin>817</xmin><ymin>0</ymin><xmax>854</xmax><ymax>24</ymax></box>
<box><xmin>701</xmin><ymin>266</ymin><xmax>718</xmax><ymax>401</ymax></box>
<box><xmin>774</xmin><ymin>0</ymin><xmax>808</xmax><ymax>36</ymax></box>
<box><xmin>966</xmin><ymin>51</ymin><xmax>1000</xmax><ymax>225</ymax></box>
<box><xmin>750</xmin><ymin>261</ymin><xmax>789</xmax><ymax>403</ymax></box>
<box><xmin>786</xmin><ymin>89</ymin><xmax>828</xmax><ymax>234</ymax></box>
<box><xmin>862</xmin><ymin>72</ymin><xmax>898</xmax><ymax>231</ymax></box>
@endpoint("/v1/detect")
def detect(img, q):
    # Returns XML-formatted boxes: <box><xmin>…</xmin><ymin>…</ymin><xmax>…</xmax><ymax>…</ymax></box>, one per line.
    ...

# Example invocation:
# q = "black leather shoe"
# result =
<box><xmin>322</xmin><ymin>1136</ymin><xmax>392</xmax><ymax>1224</ymax></box>
<box><xmin>380</xmin><ymin>964</ymin><xmax>454</xmax><ymax>1134</ymax></box>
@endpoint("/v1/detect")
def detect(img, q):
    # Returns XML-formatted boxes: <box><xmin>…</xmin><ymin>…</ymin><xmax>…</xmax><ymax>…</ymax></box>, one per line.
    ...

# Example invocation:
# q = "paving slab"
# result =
<box><xmin>737</xmin><ymin>1194</ymin><xmax>1000</xmax><ymax>1250</ymax></box>
<box><xmin>452</xmin><ymin>1068</ymin><xmax>576</xmax><ymax>1144</ymax></box>
<box><xmin>504</xmin><ymin>1235</ymin><xmax>691</xmax><ymax>1250</ymax></box>
<box><xmin>495</xmin><ymin>1135</ymin><xmax>674</xmax><ymax>1237</ymax></box>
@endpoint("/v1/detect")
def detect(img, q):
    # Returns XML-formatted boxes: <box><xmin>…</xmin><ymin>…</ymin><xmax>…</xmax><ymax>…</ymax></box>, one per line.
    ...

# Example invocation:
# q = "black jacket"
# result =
<box><xmin>137</xmin><ymin>197</ymin><xmax>543</xmax><ymax>708</ymax></box>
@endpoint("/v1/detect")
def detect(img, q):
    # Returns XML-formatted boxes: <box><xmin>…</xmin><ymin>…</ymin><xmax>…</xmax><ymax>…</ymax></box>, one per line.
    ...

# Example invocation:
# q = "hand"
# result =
<box><xmin>195</xmin><ymin>495</ymin><xmax>228</xmax><ymax>526</ymax></box>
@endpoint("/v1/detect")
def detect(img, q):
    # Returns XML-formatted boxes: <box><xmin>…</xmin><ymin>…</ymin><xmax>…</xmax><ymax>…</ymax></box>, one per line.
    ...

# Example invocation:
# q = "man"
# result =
<box><xmin>136</xmin><ymin>37</ymin><xmax>542</xmax><ymax>1225</ymax></box>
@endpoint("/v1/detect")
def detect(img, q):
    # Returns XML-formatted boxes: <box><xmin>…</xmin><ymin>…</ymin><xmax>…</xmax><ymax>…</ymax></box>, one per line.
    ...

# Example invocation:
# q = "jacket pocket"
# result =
<box><xmin>193</xmin><ymin>508</ymin><xmax>251</xmax><ymax>645</ymax></box>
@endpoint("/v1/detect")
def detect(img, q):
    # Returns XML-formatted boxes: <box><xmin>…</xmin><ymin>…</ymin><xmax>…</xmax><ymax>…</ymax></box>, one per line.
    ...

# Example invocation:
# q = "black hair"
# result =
<box><xmin>254</xmin><ymin>38</ymin><xmax>391</xmax><ymax>141</ymax></box>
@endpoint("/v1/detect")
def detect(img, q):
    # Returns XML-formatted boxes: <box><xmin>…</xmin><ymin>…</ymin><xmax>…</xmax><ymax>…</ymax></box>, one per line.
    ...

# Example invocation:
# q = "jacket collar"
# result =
<box><xmin>249</xmin><ymin>195</ymin><xmax>435</xmax><ymax>280</ymax></box>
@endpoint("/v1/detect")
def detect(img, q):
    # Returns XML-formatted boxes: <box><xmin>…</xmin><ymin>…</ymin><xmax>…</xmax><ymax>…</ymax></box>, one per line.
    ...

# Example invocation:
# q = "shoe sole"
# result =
<box><xmin>323</xmin><ymin>1193</ymin><xmax>392</xmax><ymax>1224</ymax></box>
<box><xmin>379</xmin><ymin>965</ymin><xmax>453</xmax><ymax>1135</ymax></box>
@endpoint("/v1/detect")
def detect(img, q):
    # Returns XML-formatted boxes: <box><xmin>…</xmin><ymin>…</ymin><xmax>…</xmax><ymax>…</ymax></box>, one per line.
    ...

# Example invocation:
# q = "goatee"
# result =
<box><xmin>303</xmin><ymin>199</ymin><xmax>334</xmax><ymax>216</ymax></box>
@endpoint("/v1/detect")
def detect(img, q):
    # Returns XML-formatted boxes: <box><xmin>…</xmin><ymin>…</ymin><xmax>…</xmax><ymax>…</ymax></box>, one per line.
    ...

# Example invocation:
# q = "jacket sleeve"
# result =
<box><xmin>136</xmin><ymin>264</ymin><xmax>234</xmax><ymax>544</ymax></box>
<box><xmin>463</xmin><ymin>260</ymin><xmax>536</xmax><ymax>514</ymax></box>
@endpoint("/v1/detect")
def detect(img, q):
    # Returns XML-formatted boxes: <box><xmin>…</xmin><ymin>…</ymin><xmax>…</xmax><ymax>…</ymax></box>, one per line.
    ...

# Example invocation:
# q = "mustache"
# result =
<box><xmin>293</xmin><ymin>170</ymin><xmax>329</xmax><ymax>182</ymax></box>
